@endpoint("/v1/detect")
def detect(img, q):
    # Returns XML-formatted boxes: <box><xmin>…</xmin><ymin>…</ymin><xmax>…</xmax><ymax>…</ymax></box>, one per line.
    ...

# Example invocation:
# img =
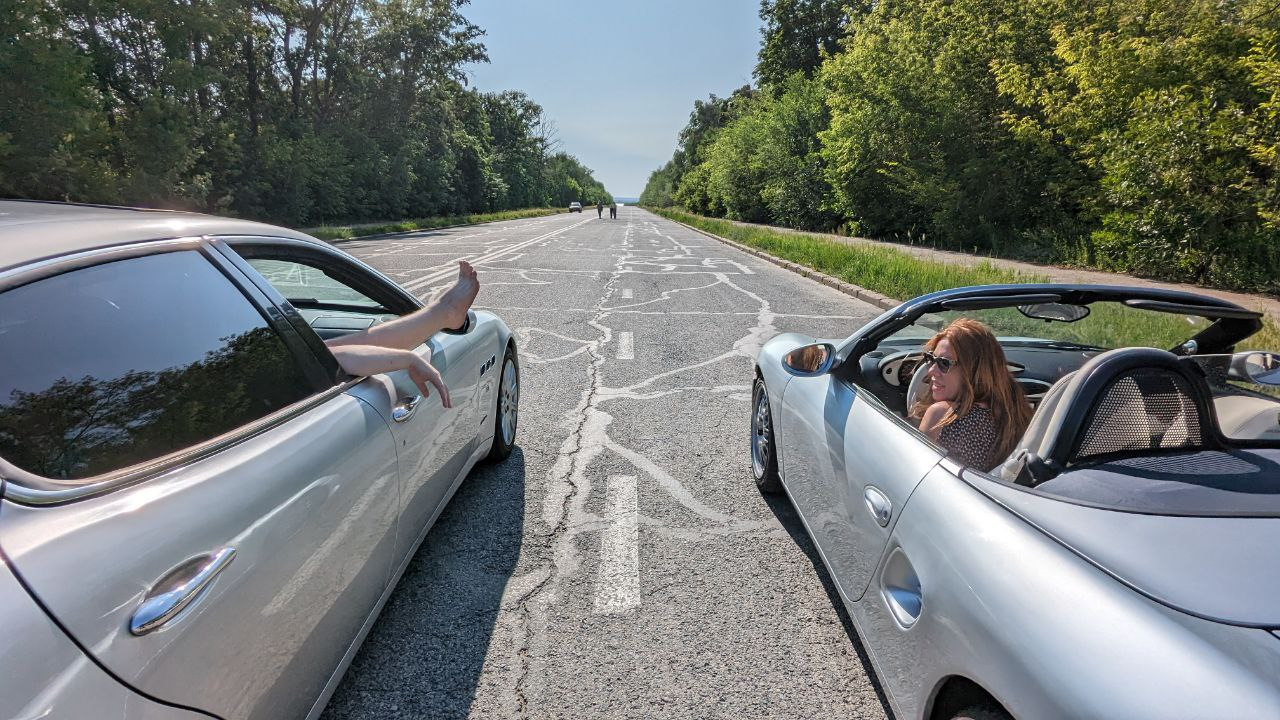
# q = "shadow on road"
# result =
<box><xmin>760</xmin><ymin>489</ymin><xmax>897</xmax><ymax>719</ymax></box>
<box><xmin>322</xmin><ymin>448</ymin><xmax>528</xmax><ymax>719</ymax></box>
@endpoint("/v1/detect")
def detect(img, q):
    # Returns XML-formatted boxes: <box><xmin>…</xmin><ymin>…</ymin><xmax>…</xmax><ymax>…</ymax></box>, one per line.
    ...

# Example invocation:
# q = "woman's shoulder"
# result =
<box><xmin>924</xmin><ymin>400</ymin><xmax>954</xmax><ymax>418</ymax></box>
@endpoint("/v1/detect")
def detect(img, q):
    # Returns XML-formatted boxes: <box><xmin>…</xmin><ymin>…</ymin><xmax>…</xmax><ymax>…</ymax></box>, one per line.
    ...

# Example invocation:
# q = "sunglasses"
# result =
<box><xmin>923</xmin><ymin>350</ymin><xmax>957</xmax><ymax>374</ymax></box>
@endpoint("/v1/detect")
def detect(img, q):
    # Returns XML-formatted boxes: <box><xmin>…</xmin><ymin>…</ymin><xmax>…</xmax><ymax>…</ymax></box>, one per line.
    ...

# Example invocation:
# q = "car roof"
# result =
<box><xmin>0</xmin><ymin>200</ymin><xmax>319</xmax><ymax>272</ymax></box>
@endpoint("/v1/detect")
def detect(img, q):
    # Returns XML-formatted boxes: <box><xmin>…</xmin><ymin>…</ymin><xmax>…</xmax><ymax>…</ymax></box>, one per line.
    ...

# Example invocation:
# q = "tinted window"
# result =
<box><xmin>0</xmin><ymin>251</ymin><xmax>315</xmax><ymax>480</ymax></box>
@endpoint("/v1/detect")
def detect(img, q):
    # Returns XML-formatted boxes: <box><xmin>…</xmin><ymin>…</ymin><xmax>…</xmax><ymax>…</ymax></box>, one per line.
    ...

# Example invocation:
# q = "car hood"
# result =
<box><xmin>978</xmin><ymin>477</ymin><xmax>1280</xmax><ymax>627</ymax></box>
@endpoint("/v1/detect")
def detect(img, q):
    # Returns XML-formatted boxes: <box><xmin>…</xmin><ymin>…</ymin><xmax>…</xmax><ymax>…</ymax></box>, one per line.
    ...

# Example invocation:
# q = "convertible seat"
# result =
<box><xmin>999</xmin><ymin>348</ymin><xmax>1217</xmax><ymax>486</ymax></box>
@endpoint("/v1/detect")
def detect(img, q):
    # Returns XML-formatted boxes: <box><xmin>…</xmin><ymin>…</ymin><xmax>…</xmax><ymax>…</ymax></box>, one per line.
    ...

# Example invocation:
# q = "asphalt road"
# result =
<box><xmin>322</xmin><ymin>207</ymin><xmax>892</xmax><ymax>719</ymax></box>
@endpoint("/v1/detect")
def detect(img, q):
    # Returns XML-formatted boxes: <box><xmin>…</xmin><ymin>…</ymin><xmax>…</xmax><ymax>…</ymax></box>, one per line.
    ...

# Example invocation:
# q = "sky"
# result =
<box><xmin>461</xmin><ymin>0</ymin><xmax>763</xmax><ymax>199</ymax></box>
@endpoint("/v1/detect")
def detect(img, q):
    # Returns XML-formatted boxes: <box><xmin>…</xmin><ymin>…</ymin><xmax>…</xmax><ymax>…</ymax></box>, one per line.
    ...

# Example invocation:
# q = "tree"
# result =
<box><xmin>755</xmin><ymin>0</ymin><xmax>853</xmax><ymax>89</ymax></box>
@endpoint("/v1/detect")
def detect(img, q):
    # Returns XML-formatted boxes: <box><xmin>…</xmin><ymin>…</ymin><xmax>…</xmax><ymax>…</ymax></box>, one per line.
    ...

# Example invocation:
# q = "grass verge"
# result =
<box><xmin>650</xmin><ymin>207</ymin><xmax>1280</xmax><ymax>352</ymax></box>
<box><xmin>304</xmin><ymin>207</ymin><xmax>563</xmax><ymax>241</ymax></box>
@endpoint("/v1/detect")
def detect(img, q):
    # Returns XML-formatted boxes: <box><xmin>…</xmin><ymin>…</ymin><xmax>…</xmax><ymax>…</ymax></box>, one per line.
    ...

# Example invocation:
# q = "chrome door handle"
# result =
<box><xmin>392</xmin><ymin>394</ymin><xmax>423</xmax><ymax>423</ymax></box>
<box><xmin>864</xmin><ymin>485</ymin><xmax>892</xmax><ymax>527</ymax></box>
<box><xmin>131</xmin><ymin>547</ymin><xmax>235</xmax><ymax>636</ymax></box>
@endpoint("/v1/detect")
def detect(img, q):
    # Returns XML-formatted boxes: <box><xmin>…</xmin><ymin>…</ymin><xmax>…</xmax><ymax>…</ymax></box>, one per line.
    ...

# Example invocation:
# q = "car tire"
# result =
<box><xmin>484</xmin><ymin>344</ymin><xmax>520</xmax><ymax>463</ymax></box>
<box><xmin>950</xmin><ymin>705</ymin><xmax>1012</xmax><ymax>720</ymax></box>
<box><xmin>751</xmin><ymin>377</ymin><xmax>782</xmax><ymax>493</ymax></box>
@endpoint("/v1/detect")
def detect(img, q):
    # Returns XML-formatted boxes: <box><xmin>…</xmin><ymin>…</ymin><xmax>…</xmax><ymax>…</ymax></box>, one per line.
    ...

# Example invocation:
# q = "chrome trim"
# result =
<box><xmin>1</xmin><ymin>380</ymin><xmax>361</xmax><ymax>505</ymax></box>
<box><xmin>392</xmin><ymin>394</ymin><xmax>423</xmax><ymax>423</ymax></box>
<box><xmin>130</xmin><ymin>547</ymin><xmax>236</xmax><ymax>635</ymax></box>
<box><xmin>0</xmin><ymin>237</ymin><xmax>204</xmax><ymax>292</ymax></box>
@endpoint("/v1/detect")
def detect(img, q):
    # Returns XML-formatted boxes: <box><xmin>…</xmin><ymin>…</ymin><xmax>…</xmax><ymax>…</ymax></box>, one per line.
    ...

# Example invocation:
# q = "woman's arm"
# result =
<box><xmin>918</xmin><ymin>401</ymin><xmax>952</xmax><ymax>441</ymax></box>
<box><xmin>328</xmin><ymin>344</ymin><xmax>452</xmax><ymax>408</ymax></box>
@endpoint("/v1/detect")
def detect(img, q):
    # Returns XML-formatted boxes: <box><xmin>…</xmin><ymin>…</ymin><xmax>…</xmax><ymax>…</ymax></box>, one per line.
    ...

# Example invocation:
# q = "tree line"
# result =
<box><xmin>0</xmin><ymin>0</ymin><xmax>609</xmax><ymax>227</ymax></box>
<box><xmin>641</xmin><ymin>0</ymin><xmax>1280</xmax><ymax>293</ymax></box>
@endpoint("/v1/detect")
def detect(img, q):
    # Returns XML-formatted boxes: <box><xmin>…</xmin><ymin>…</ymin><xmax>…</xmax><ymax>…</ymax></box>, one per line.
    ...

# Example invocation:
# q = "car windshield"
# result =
<box><xmin>881</xmin><ymin>301</ymin><xmax>1217</xmax><ymax>352</ymax></box>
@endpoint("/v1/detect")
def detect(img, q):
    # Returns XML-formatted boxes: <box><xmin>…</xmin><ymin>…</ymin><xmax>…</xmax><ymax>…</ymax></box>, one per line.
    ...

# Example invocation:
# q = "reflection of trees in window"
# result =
<box><xmin>0</xmin><ymin>328</ymin><xmax>312</xmax><ymax>480</ymax></box>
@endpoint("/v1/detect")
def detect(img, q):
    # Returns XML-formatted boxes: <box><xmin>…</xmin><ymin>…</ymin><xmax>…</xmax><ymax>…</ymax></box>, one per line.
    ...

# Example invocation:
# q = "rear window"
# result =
<box><xmin>0</xmin><ymin>251</ymin><xmax>315</xmax><ymax>480</ymax></box>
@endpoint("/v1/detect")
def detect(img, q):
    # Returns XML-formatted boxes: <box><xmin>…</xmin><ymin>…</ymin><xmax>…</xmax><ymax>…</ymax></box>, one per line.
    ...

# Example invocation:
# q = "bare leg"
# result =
<box><xmin>326</xmin><ymin>261</ymin><xmax>479</xmax><ymax>351</ymax></box>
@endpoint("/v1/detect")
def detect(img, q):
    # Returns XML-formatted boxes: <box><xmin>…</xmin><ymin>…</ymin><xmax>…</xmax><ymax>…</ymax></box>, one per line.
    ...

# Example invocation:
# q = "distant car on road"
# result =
<box><xmin>753</xmin><ymin>284</ymin><xmax>1280</xmax><ymax>720</ymax></box>
<box><xmin>569</xmin><ymin>201</ymin><xmax>582</xmax><ymax>212</ymax></box>
<box><xmin>0</xmin><ymin>200</ymin><xmax>521</xmax><ymax>719</ymax></box>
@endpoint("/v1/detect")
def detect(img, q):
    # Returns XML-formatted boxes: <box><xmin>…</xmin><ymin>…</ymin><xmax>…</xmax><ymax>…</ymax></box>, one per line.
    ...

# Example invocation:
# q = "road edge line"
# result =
<box><xmin>660</xmin><ymin>216</ymin><xmax>901</xmax><ymax>311</ymax></box>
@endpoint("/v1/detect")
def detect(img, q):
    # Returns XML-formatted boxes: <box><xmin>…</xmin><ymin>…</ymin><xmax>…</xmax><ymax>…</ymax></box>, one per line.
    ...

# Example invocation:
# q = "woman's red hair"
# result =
<box><xmin>910</xmin><ymin>318</ymin><xmax>1032</xmax><ymax>460</ymax></box>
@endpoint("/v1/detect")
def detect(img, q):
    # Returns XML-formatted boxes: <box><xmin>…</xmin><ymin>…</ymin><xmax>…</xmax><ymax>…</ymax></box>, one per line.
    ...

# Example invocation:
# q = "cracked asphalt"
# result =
<box><xmin>321</xmin><ymin>207</ymin><xmax>892</xmax><ymax>719</ymax></box>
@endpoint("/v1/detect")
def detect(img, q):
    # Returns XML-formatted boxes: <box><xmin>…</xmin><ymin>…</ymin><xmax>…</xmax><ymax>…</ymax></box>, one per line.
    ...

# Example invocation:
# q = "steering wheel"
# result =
<box><xmin>905</xmin><ymin>358</ymin><xmax>932</xmax><ymax>416</ymax></box>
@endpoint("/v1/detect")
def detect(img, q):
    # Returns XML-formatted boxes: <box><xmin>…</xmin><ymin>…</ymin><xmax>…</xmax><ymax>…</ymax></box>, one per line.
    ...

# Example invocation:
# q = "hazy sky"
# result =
<box><xmin>462</xmin><ymin>0</ymin><xmax>762</xmax><ymax>198</ymax></box>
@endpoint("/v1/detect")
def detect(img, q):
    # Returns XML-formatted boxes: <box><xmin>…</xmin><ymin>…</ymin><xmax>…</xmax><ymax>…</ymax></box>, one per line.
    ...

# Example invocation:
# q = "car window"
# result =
<box><xmin>246</xmin><ymin>258</ymin><xmax>382</xmax><ymax>310</ymax></box>
<box><xmin>0</xmin><ymin>251</ymin><xmax>315</xmax><ymax>480</ymax></box>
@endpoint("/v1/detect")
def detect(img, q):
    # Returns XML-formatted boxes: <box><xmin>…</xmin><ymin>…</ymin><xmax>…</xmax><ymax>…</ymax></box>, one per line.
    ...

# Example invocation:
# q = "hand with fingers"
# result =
<box><xmin>327</xmin><ymin>344</ymin><xmax>453</xmax><ymax>409</ymax></box>
<box><xmin>409</xmin><ymin>352</ymin><xmax>452</xmax><ymax>409</ymax></box>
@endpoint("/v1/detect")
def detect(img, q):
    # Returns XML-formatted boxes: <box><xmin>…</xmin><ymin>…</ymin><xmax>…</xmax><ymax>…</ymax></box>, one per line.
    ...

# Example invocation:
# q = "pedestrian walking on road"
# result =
<box><xmin>609</xmin><ymin>201</ymin><xmax>617</xmax><ymax>220</ymax></box>
<box><xmin>596</xmin><ymin>201</ymin><xmax>604</xmax><ymax>219</ymax></box>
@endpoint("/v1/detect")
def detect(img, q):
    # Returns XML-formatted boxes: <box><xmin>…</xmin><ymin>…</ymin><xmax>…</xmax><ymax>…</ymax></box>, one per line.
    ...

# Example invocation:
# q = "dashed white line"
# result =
<box><xmin>593</xmin><ymin>474</ymin><xmax>639</xmax><ymax>615</ymax></box>
<box><xmin>616</xmin><ymin>331</ymin><xmax>634</xmax><ymax>360</ymax></box>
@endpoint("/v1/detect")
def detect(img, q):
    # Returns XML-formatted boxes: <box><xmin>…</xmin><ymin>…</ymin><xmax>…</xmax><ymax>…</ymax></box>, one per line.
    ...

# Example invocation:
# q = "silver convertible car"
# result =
<box><xmin>0</xmin><ymin>201</ymin><xmax>519</xmax><ymax>719</ymax></box>
<box><xmin>751</xmin><ymin>284</ymin><xmax>1280</xmax><ymax>720</ymax></box>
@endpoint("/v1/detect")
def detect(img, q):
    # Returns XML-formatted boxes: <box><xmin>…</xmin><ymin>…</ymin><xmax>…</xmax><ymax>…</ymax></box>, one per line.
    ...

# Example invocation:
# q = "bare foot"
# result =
<box><xmin>434</xmin><ymin>260</ymin><xmax>479</xmax><ymax>329</ymax></box>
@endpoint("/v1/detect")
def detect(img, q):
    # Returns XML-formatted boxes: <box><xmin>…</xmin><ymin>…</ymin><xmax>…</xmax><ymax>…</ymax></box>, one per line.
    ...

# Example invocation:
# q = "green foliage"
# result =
<box><xmin>0</xmin><ymin>0</ymin><xmax>608</xmax><ymax>225</ymax></box>
<box><xmin>701</xmin><ymin>73</ymin><xmax>838</xmax><ymax>229</ymax></box>
<box><xmin>644</xmin><ymin>0</ymin><xmax>1280</xmax><ymax>295</ymax></box>
<box><xmin>756</xmin><ymin>0</ymin><xmax>852</xmax><ymax>88</ymax></box>
<box><xmin>997</xmin><ymin>0</ymin><xmax>1280</xmax><ymax>290</ymax></box>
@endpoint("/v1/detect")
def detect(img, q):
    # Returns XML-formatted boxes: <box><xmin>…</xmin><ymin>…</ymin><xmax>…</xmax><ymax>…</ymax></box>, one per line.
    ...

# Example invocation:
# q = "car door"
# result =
<box><xmin>780</xmin><ymin>372</ymin><xmax>941</xmax><ymax>601</ymax></box>
<box><xmin>0</xmin><ymin>247</ymin><xmax>400</xmax><ymax>719</ymax></box>
<box><xmin>222</xmin><ymin>240</ymin><xmax>484</xmax><ymax>563</ymax></box>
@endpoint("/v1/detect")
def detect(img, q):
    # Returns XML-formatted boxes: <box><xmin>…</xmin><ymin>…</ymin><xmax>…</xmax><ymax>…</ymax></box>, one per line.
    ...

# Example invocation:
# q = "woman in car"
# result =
<box><xmin>912</xmin><ymin>318</ymin><xmax>1033</xmax><ymax>472</ymax></box>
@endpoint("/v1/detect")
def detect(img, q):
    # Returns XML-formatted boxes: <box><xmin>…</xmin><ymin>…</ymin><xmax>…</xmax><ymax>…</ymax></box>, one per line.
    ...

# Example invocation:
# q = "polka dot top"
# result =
<box><xmin>937</xmin><ymin>405</ymin><xmax>1002</xmax><ymax>472</ymax></box>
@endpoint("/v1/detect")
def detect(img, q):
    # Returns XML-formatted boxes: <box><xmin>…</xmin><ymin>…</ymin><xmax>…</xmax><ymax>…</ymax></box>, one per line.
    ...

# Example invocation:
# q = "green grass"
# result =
<box><xmin>303</xmin><ymin>207</ymin><xmax>564</xmax><ymax>241</ymax></box>
<box><xmin>651</xmin><ymin>206</ymin><xmax>1280</xmax><ymax>353</ymax></box>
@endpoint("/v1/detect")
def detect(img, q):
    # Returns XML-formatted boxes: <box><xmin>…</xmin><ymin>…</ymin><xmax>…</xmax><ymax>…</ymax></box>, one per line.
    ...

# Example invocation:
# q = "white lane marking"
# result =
<box><xmin>620</xmin><ymin>288</ymin><xmax>633</xmax><ymax>299</ymax></box>
<box><xmin>400</xmin><ymin>217</ymin><xmax>592</xmax><ymax>292</ymax></box>
<box><xmin>593</xmin><ymin>474</ymin><xmax>639</xmax><ymax>615</ymax></box>
<box><xmin>616</xmin><ymin>331</ymin><xmax>634</xmax><ymax>360</ymax></box>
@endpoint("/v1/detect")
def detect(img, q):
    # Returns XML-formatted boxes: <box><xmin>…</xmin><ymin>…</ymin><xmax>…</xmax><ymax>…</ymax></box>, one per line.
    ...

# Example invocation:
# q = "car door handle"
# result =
<box><xmin>131</xmin><ymin>547</ymin><xmax>235</xmax><ymax>636</ymax></box>
<box><xmin>864</xmin><ymin>485</ymin><xmax>892</xmax><ymax>527</ymax></box>
<box><xmin>392</xmin><ymin>394</ymin><xmax>423</xmax><ymax>423</ymax></box>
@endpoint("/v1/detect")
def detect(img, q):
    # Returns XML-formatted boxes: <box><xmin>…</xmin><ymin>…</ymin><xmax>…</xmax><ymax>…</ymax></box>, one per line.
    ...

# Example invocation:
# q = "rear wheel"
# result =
<box><xmin>485</xmin><ymin>344</ymin><xmax>519</xmax><ymax>462</ymax></box>
<box><xmin>751</xmin><ymin>377</ymin><xmax>782</xmax><ymax>493</ymax></box>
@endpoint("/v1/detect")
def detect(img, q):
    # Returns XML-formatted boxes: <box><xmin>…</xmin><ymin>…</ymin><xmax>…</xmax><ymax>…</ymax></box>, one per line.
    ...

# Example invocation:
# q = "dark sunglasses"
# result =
<box><xmin>923</xmin><ymin>350</ymin><xmax>957</xmax><ymax>374</ymax></box>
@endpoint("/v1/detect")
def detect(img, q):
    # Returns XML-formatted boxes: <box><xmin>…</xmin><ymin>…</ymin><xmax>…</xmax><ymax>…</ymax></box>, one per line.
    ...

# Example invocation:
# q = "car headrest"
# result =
<box><xmin>1001</xmin><ymin>348</ymin><xmax>1222</xmax><ymax>485</ymax></box>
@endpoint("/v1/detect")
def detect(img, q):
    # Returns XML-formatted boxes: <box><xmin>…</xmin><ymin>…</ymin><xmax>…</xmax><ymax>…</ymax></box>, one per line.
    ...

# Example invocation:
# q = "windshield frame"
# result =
<box><xmin>837</xmin><ymin>284</ymin><xmax>1263</xmax><ymax>370</ymax></box>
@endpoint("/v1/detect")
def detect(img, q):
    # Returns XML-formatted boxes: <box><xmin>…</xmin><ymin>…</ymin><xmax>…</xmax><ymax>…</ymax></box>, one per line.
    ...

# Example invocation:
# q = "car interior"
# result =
<box><xmin>849</xmin><ymin>299</ymin><xmax>1280</xmax><ymax>515</ymax></box>
<box><xmin>233</xmin><ymin>249</ymin><xmax>474</xmax><ymax>341</ymax></box>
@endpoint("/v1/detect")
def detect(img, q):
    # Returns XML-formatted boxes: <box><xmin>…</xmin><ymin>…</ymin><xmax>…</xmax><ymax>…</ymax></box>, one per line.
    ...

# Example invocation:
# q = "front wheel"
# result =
<box><xmin>484</xmin><ymin>344</ymin><xmax>519</xmax><ymax>462</ymax></box>
<box><xmin>751</xmin><ymin>377</ymin><xmax>782</xmax><ymax>493</ymax></box>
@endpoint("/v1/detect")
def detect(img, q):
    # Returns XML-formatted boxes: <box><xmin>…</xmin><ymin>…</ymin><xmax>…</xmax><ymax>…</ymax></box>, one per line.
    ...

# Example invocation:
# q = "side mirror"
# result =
<box><xmin>1235</xmin><ymin>351</ymin><xmax>1280</xmax><ymax>386</ymax></box>
<box><xmin>783</xmin><ymin>343</ymin><xmax>836</xmax><ymax>376</ymax></box>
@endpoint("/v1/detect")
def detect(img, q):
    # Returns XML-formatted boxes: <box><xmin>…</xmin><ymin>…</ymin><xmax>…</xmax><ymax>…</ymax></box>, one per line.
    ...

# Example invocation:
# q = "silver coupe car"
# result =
<box><xmin>0</xmin><ymin>200</ymin><xmax>519</xmax><ymax>719</ymax></box>
<box><xmin>752</xmin><ymin>284</ymin><xmax>1280</xmax><ymax>720</ymax></box>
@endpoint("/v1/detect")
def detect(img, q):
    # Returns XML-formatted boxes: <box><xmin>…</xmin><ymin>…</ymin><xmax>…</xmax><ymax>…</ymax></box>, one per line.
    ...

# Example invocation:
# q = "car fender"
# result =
<box><xmin>756</xmin><ymin>332</ymin><xmax>823</xmax><ymax>479</ymax></box>
<box><xmin>470</xmin><ymin>310</ymin><xmax>514</xmax><ymax>446</ymax></box>
<box><xmin>850</xmin><ymin>466</ymin><xmax>1280</xmax><ymax>720</ymax></box>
